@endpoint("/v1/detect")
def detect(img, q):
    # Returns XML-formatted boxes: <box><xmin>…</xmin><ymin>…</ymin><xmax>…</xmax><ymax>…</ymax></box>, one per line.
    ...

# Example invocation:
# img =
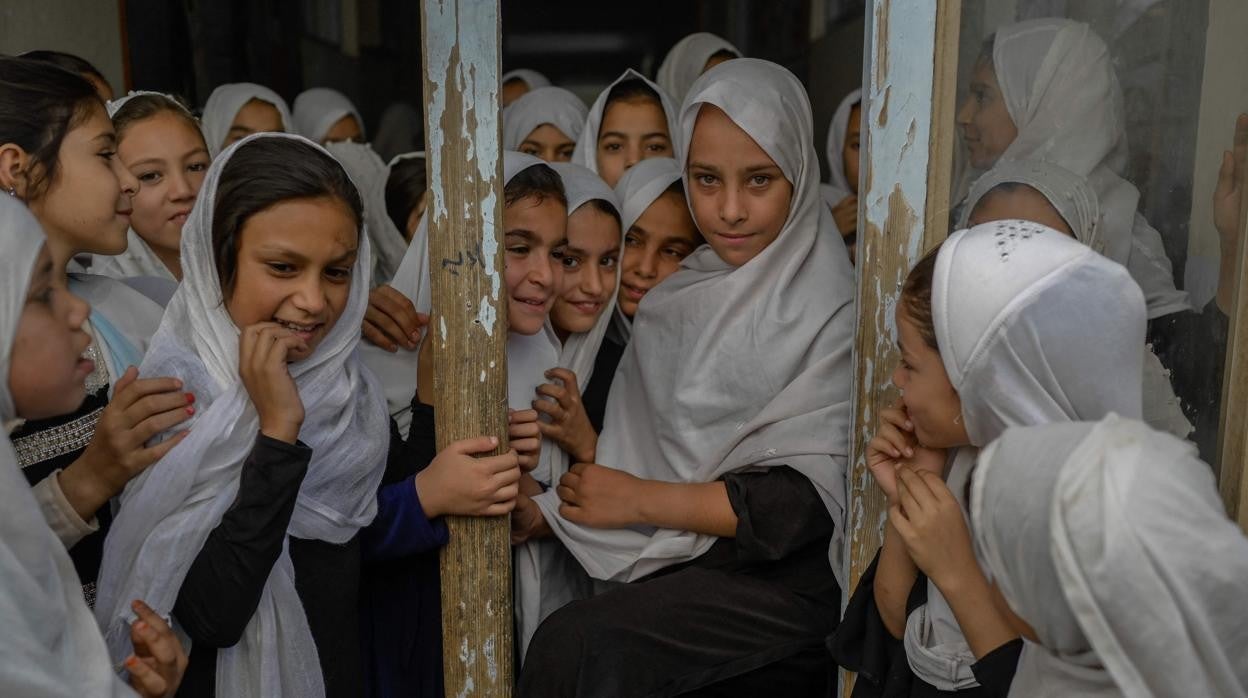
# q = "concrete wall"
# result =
<box><xmin>0</xmin><ymin>0</ymin><xmax>126</xmax><ymax>93</ymax></box>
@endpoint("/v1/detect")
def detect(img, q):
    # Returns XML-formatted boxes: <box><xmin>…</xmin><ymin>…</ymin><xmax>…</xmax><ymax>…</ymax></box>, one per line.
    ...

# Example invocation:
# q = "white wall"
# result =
<box><xmin>0</xmin><ymin>0</ymin><xmax>126</xmax><ymax>94</ymax></box>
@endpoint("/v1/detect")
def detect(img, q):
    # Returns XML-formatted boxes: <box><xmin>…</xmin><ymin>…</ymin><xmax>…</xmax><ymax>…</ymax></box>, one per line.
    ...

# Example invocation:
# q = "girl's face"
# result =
<box><xmin>618</xmin><ymin>190</ymin><xmax>701</xmax><ymax>318</ymax></box>
<box><xmin>843</xmin><ymin>104</ymin><xmax>862</xmax><ymax>195</ymax></box>
<box><xmin>504</xmin><ymin>194</ymin><xmax>567</xmax><ymax>336</ymax></box>
<box><xmin>321</xmin><ymin>114</ymin><xmax>364</xmax><ymax>144</ymax></box>
<box><xmin>26</xmin><ymin>101</ymin><xmax>138</xmax><ymax>268</ymax></box>
<box><xmin>550</xmin><ymin>205</ymin><xmax>620</xmax><ymax>338</ymax></box>
<box><xmin>119</xmin><ymin>111</ymin><xmax>211</xmax><ymax>277</ymax></box>
<box><xmin>225</xmin><ymin>196</ymin><xmax>359</xmax><ymax>363</ymax></box>
<box><xmin>404</xmin><ymin>191</ymin><xmax>428</xmax><ymax>243</ymax></box>
<box><xmin>9</xmin><ymin>245</ymin><xmax>93</xmax><ymax>420</ymax></box>
<box><xmin>686</xmin><ymin>104</ymin><xmax>793</xmax><ymax>268</ymax></box>
<box><xmin>967</xmin><ymin>187</ymin><xmax>1073</xmax><ymax>237</ymax></box>
<box><xmin>519</xmin><ymin>124</ymin><xmax>576</xmax><ymax>163</ymax></box>
<box><xmin>892</xmin><ymin>309</ymin><xmax>969</xmax><ymax>449</ymax></box>
<box><xmin>223</xmin><ymin>99</ymin><xmax>285</xmax><ymax>151</ymax></box>
<box><xmin>956</xmin><ymin>59</ymin><xmax>1018</xmax><ymax>169</ymax></box>
<box><xmin>596</xmin><ymin>98</ymin><xmax>673</xmax><ymax>187</ymax></box>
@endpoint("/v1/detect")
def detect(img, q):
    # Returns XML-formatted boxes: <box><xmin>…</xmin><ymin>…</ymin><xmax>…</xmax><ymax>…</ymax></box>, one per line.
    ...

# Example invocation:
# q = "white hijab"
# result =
<box><xmin>515</xmin><ymin>161</ymin><xmax>621</xmax><ymax>657</ymax></box>
<box><xmin>360</xmin><ymin>151</ymin><xmax>562</xmax><ymax>438</ymax></box>
<box><xmin>293</xmin><ymin>87</ymin><xmax>364</xmax><ymax>144</ymax></box>
<box><xmin>991</xmin><ymin>18</ymin><xmax>1188</xmax><ymax>319</ymax></box>
<box><xmin>200</xmin><ymin>83</ymin><xmax>293</xmax><ymax>157</ymax></box>
<box><xmin>606</xmin><ymin>157</ymin><xmax>686</xmax><ymax>344</ymax></box>
<box><xmin>502</xmin><ymin>69</ymin><xmax>551</xmax><ymax>92</ymax></box>
<box><xmin>571</xmin><ymin>69</ymin><xmax>680</xmax><ymax>177</ymax></box>
<box><xmin>324</xmin><ymin>141</ymin><xmax>410</xmax><ymax>286</ymax></box>
<box><xmin>95</xmin><ymin>133</ymin><xmax>389</xmax><ymax>698</ymax></box>
<box><xmin>535</xmin><ymin>58</ymin><xmax>857</xmax><ymax>584</ymax></box>
<box><xmin>957</xmin><ymin>159</ymin><xmax>1193</xmax><ymax>440</ymax></box>
<box><xmin>502</xmin><ymin>87</ymin><xmax>589</xmax><ymax>152</ymax></box>
<box><xmin>0</xmin><ymin>198</ymin><xmax>132</xmax><ymax>697</ymax></box>
<box><xmin>655</xmin><ymin>32</ymin><xmax>741</xmax><ymax>105</ymax></box>
<box><xmin>903</xmin><ymin>221</ymin><xmax>1146</xmax><ymax>689</ymax></box>
<box><xmin>821</xmin><ymin>88</ymin><xmax>861</xmax><ymax>210</ymax></box>
<box><xmin>973</xmin><ymin>415</ymin><xmax>1248</xmax><ymax>698</ymax></box>
<box><xmin>91</xmin><ymin>91</ymin><xmax>201</xmax><ymax>283</ymax></box>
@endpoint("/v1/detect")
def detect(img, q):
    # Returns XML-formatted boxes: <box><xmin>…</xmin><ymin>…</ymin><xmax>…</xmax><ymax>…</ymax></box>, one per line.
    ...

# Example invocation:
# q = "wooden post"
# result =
<box><xmin>418</xmin><ymin>0</ymin><xmax>513</xmax><ymax>694</ymax></box>
<box><xmin>842</xmin><ymin>0</ymin><xmax>961</xmax><ymax>694</ymax></box>
<box><xmin>1217</xmin><ymin>115</ymin><xmax>1248</xmax><ymax>530</ymax></box>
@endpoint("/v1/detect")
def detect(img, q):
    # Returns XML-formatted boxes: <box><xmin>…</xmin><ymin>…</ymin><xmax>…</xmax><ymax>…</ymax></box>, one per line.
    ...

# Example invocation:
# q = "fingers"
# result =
<box><xmin>125</xmin><ymin>655</ymin><xmax>168</xmax><ymax>698</ymax></box>
<box><xmin>511</xmin><ymin>437</ymin><xmax>541</xmax><ymax>457</ymax></box>
<box><xmin>896</xmin><ymin>467</ymin><xmax>936</xmax><ymax>514</ymax></box>
<box><xmin>111</xmin><ymin>366</ymin><xmax>139</xmax><ymax>400</ymax></box>
<box><xmin>871</xmin><ymin>423</ymin><xmax>913</xmax><ymax>460</ymax></box>
<box><xmin>127</xmin><ymin>394</ymin><xmax>195</xmax><ymax>440</ymax></box>
<box><xmin>371</xmin><ymin>286</ymin><xmax>426</xmax><ymax>341</ymax></box>
<box><xmin>479</xmin><ymin>449</ymin><xmax>520</xmax><ymax>475</ymax></box>
<box><xmin>532</xmin><ymin>398</ymin><xmax>564</xmax><ymax>423</ymax></box>
<box><xmin>362</xmin><ymin>318</ymin><xmax>399</xmax><ymax>352</ymax></box>
<box><xmin>888</xmin><ymin>504</ymin><xmax>916</xmax><ymax>542</ymax></box>
<box><xmin>879</xmin><ymin>406</ymin><xmax>913</xmax><ymax>432</ymax></box>
<box><xmin>544</xmin><ymin>367</ymin><xmax>578</xmax><ymax>388</ymax></box>
<box><xmin>114</xmin><ymin>375</ymin><xmax>186</xmax><ymax>412</ymax></box>
<box><xmin>1217</xmin><ymin>151</ymin><xmax>1236</xmax><ymax>198</ymax></box>
<box><xmin>364</xmin><ymin>303</ymin><xmax>414</xmax><ymax>351</ymax></box>
<box><xmin>448</xmin><ymin>435</ymin><xmax>500</xmax><ymax>456</ymax></box>
<box><xmin>535</xmin><ymin>382</ymin><xmax>569</xmax><ymax>404</ymax></box>
<box><xmin>136</xmin><ymin>430</ymin><xmax>190</xmax><ymax>465</ymax></box>
<box><xmin>508</xmin><ymin>408</ymin><xmax>539</xmax><ymax>425</ymax></box>
<box><xmin>509</xmin><ymin>419</ymin><xmax>541</xmax><ymax>441</ymax></box>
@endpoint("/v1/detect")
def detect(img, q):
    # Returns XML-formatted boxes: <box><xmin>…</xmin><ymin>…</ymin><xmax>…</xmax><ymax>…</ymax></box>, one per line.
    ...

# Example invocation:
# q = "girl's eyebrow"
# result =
<box><xmin>506</xmin><ymin>229</ymin><xmax>536</xmax><ymax>241</ymax></box>
<box><xmin>687</xmin><ymin>162</ymin><xmax>720</xmax><ymax>173</ymax></box>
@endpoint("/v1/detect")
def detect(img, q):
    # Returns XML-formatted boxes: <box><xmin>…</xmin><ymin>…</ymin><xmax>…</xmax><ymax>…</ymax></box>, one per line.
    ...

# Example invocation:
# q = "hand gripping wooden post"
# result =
<box><xmin>842</xmin><ymin>0</ymin><xmax>961</xmax><ymax>695</ymax></box>
<box><xmin>419</xmin><ymin>0</ymin><xmax>513</xmax><ymax>694</ymax></box>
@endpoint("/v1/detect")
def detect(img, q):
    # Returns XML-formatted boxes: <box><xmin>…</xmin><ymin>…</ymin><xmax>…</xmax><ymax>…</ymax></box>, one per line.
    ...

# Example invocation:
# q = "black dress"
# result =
<box><xmin>518</xmin><ymin>466</ymin><xmax>841</xmax><ymax>697</ymax></box>
<box><xmin>1147</xmin><ymin>301</ymin><xmax>1229</xmax><ymax>464</ymax></box>
<box><xmin>582</xmin><ymin>333</ymin><xmax>626</xmax><ymax>433</ymax></box>
<box><xmin>829</xmin><ymin>550</ymin><xmax>1022</xmax><ymax>698</ymax></box>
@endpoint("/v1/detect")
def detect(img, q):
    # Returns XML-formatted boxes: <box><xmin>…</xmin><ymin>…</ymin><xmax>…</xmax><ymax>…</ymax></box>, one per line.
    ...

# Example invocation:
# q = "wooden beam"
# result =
<box><xmin>418</xmin><ymin>0</ymin><xmax>513</xmax><ymax>694</ymax></box>
<box><xmin>843</xmin><ymin>0</ymin><xmax>962</xmax><ymax>694</ymax></box>
<box><xmin>1217</xmin><ymin>116</ymin><xmax>1248</xmax><ymax>530</ymax></box>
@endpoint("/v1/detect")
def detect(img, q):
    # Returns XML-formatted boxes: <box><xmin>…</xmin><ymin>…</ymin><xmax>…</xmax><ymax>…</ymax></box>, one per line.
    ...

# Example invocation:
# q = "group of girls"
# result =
<box><xmin>1</xmin><ymin>18</ymin><xmax>1247</xmax><ymax>698</ymax></box>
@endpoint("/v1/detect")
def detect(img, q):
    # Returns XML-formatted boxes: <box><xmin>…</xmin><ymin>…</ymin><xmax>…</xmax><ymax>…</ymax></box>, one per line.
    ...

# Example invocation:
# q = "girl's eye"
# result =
<box><xmin>749</xmin><ymin>175</ymin><xmax>771</xmax><ymax>186</ymax></box>
<box><xmin>267</xmin><ymin>262</ymin><xmax>295</xmax><ymax>274</ymax></box>
<box><xmin>899</xmin><ymin>359</ymin><xmax>912</xmax><ymax>371</ymax></box>
<box><xmin>99</xmin><ymin>150</ymin><xmax>117</xmax><ymax>161</ymax></box>
<box><xmin>695</xmin><ymin>174</ymin><xmax>717</xmax><ymax>186</ymax></box>
<box><xmin>507</xmin><ymin>245</ymin><xmax>530</xmax><ymax>256</ymax></box>
<box><xmin>137</xmin><ymin>171</ymin><xmax>162</xmax><ymax>184</ymax></box>
<box><xmin>520</xmin><ymin>146</ymin><xmax>539</xmax><ymax>156</ymax></box>
<box><xmin>560</xmin><ymin>256</ymin><xmax>582</xmax><ymax>270</ymax></box>
<box><xmin>558</xmin><ymin>147</ymin><xmax>575</xmax><ymax>159</ymax></box>
<box><xmin>188</xmin><ymin>162</ymin><xmax>208</xmax><ymax>173</ymax></box>
<box><xmin>30</xmin><ymin>285</ymin><xmax>54</xmax><ymax>305</ymax></box>
<box><xmin>601</xmin><ymin>256</ymin><xmax>618</xmax><ymax>269</ymax></box>
<box><xmin>662</xmin><ymin>246</ymin><xmax>685</xmax><ymax>259</ymax></box>
<box><xmin>646</xmin><ymin>143</ymin><xmax>669</xmax><ymax>153</ymax></box>
<box><xmin>624</xmin><ymin>234</ymin><xmax>642</xmax><ymax>247</ymax></box>
<box><xmin>325</xmin><ymin>267</ymin><xmax>352</xmax><ymax>281</ymax></box>
<box><xmin>602</xmin><ymin>142</ymin><xmax>622</xmax><ymax>153</ymax></box>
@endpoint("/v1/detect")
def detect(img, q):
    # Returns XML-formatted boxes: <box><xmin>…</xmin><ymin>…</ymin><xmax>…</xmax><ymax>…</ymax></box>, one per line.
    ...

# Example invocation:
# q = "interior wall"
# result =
<box><xmin>0</xmin><ymin>0</ymin><xmax>126</xmax><ymax>93</ymax></box>
<box><xmin>808</xmin><ymin>14</ymin><xmax>865</xmax><ymax>181</ymax></box>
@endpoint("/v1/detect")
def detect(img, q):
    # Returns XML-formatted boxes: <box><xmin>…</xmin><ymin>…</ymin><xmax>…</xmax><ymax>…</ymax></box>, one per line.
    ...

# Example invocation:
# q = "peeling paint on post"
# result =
<box><xmin>843</xmin><ymin>1</ymin><xmax>961</xmax><ymax>695</ymax></box>
<box><xmin>419</xmin><ymin>0</ymin><xmax>513</xmax><ymax>694</ymax></box>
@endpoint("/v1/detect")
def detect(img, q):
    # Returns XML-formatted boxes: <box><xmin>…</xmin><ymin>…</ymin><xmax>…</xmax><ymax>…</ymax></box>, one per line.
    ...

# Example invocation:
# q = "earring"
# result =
<box><xmin>5</xmin><ymin>186</ymin><xmax>14</xmax><ymax>197</ymax></box>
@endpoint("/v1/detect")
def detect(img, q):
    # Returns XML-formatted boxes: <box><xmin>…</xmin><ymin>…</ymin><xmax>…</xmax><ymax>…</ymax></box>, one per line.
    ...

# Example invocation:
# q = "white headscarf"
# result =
<box><xmin>534</xmin><ymin>58</ymin><xmax>856</xmax><ymax>584</ymax></box>
<box><xmin>655</xmin><ymin>32</ymin><xmax>741</xmax><ymax>105</ymax></box>
<box><xmin>822</xmin><ymin>88</ymin><xmax>862</xmax><ymax>206</ymax></box>
<box><xmin>293</xmin><ymin>87</ymin><xmax>364</xmax><ymax>144</ymax></box>
<box><xmin>360</xmin><ymin>151</ymin><xmax>562</xmax><ymax>438</ymax></box>
<box><xmin>515</xmin><ymin>161</ymin><xmax>621</xmax><ymax>657</ymax></box>
<box><xmin>502</xmin><ymin>87</ymin><xmax>589</xmax><ymax>152</ymax></box>
<box><xmin>571</xmin><ymin>70</ymin><xmax>680</xmax><ymax>177</ymax></box>
<box><xmin>973</xmin><ymin>415</ymin><xmax>1248</xmax><ymax>698</ymax></box>
<box><xmin>324</xmin><ymin>141</ymin><xmax>410</xmax><ymax>286</ymax></box>
<box><xmin>991</xmin><ymin>18</ymin><xmax>1188</xmax><ymax>319</ymax></box>
<box><xmin>902</xmin><ymin>221</ymin><xmax>1146</xmax><ymax>689</ymax></box>
<box><xmin>92</xmin><ymin>91</ymin><xmax>201</xmax><ymax>283</ymax></box>
<box><xmin>200</xmin><ymin>83</ymin><xmax>293</xmax><ymax>157</ymax></box>
<box><xmin>606</xmin><ymin>156</ymin><xmax>685</xmax><ymax>345</ymax></box>
<box><xmin>372</xmin><ymin>103</ymin><xmax>423</xmax><ymax>162</ymax></box>
<box><xmin>501</xmin><ymin>69</ymin><xmax>551</xmax><ymax>92</ymax></box>
<box><xmin>0</xmin><ymin>197</ymin><xmax>131</xmax><ymax>696</ymax></box>
<box><xmin>95</xmin><ymin>133</ymin><xmax>389</xmax><ymax>698</ymax></box>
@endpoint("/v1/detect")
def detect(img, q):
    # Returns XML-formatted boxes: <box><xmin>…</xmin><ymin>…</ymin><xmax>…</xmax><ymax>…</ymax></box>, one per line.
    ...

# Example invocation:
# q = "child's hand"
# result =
<box><xmin>533</xmin><ymin>368</ymin><xmax>597</xmax><ymax>463</ymax></box>
<box><xmin>124</xmin><ymin>599</ymin><xmax>186</xmax><ymax>698</ymax></box>
<box><xmin>362</xmin><ymin>285</ymin><xmax>427</xmax><ymax>352</ymax></box>
<box><xmin>239</xmin><ymin>322</ymin><xmax>306</xmax><ymax>444</ymax></box>
<box><xmin>888</xmin><ymin>467</ymin><xmax>977</xmax><ymax>592</ymax></box>
<box><xmin>508</xmin><ymin>408</ymin><xmax>542</xmax><ymax>472</ymax></box>
<box><xmin>557</xmin><ymin>462</ymin><xmax>645</xmax><ymax>529</ymax></box>
<box><xmin>511</xmin><ymin>492</ymin><xmax>551</xmax><ymax>545</ymax></box>
<box><xmin>415</xmin><ymin>436</ymin><xmax>520</xmax><ymax>518</ymax></box>
<box><xmin>867</xmin><ymin>400</ymin><xmax>945</xmax><ymax>503</ymax></box>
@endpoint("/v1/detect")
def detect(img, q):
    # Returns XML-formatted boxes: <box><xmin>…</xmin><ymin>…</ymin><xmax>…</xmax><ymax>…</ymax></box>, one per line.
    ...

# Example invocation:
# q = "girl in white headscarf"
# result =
<box><xmin>971</xmin><ymin>415</ymin><xmax>1248</xmax><ymax>697</ymax></box>
<box><xmin>200</xmin><ymin>82</ymin><xmax>292</xmax><ymax>157</ymax></box>
<box><xmin>383</xmin><ymin>151</ymin><xmax>427</xmax><ymax>244</ymax></box>
<box><xmin>502</xmin><ymin>68</ymin><xmax>552</xmax><ymax>107</ymax></box>
<box><xmin>960</xmin><ymin>158</ymin><xmax>1194</xmax><ymax>443</ymax></box>
<box><xmin>572</xmin><ymin>69</ymin><xmax>680</xmax><ymax>187</ymax></box>
<box><xmin>655</xmin><ymin>32</ymin><xmax>741</xmax><ymax>105</ymax></box>
<box><xmin>517</xmin><ymin>58</ymin><xmax>856</xmax><ymax>696</ymax></box>
<box><xmin>293</xmin><ymin>87</ymin><xmax>365</xmax><ymax>145</ymax></box>
<box><xmin>832</xmin><ymin>221</ymin><xmax>1147</xmax><ymax>698</ymax></box>
<box><xmin>93</xmin><ymin>91</ymin><xmax>210</xmax><ymax>284</ymax></box>
<box><xmin>957</xmin><ymin>18</ymin><xmax>1188</xmax><ymax>319</ymax></box>
<box><xmin>513</xmin><ymin>162</ymin><xmax>622</xmax><ymax>656</ymax></box>
<box><xmin>822</xmin><ymin>88</ymin><xmax>862</xmax><ymax>260</ymax></box>
<box><xmin>1</xmin><ymin>57</ymin><xmax>194</xmax><ymax>603</ymax></box>
<box><xmin>503</xmin><ymin>86</ymin><xmax>589</xmax><ymax>163</ymax></box>
<box><xmin>325</xmin><ymin>140</ymin><xmax>411</xmax><ymax>286</ymax></box>
<box><xmin>0</xmin><ymin>195</ymin><xmax>187</xmax><ymax>697</ymax></box>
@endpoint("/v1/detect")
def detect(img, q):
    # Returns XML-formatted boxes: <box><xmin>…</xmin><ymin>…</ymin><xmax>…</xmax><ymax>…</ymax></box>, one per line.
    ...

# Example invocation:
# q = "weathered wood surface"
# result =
<box><xmin>1218</xmin><ymin>115</ymin><xmax>1248</xmax><ymax>530</ymax></box>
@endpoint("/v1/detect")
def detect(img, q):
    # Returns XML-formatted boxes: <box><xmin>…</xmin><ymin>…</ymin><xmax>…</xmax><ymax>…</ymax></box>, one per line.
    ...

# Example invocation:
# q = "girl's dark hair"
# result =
<box><xmin>707</xmin><ymin>48</ymin><xmax>739</xmax><ymax>63</ymax></box>
<box><xmin>504</xmin><ymin>163</ymin><xmax>566</xmax><ymax>209</ymax></box>
<box><xmin>213</xmin><ymin>137</ymin><xmax>364</xmax><ymax>293</ymax></box>
<box><xmin>385</xmin><ymin>155</ymin><xmax>428</xmax><ymax>233</ymax></box>
<box><xmin>112</xmin><ymin>93</ymin><xmax>205</xmax><ymax>147</ymax></box>
<box><xmin>19</xmin><ymin>50</ymin><xmax>108</xmax><ymax>87</ymax></box>
<box><xmin>605</xmin><ymin>78</ymin><xmax>663</xmax><ymax>113</ymax></box>
<box><xmin>579</xmin><ymin>198</ymin><xmax>621</xmax><ymax>227</ymax></box>
<box><xmin>0</xmin><ymin>56</ymin><xmax>102</xmax><ymax>199</ymax></box>
<box><xmin>900</xmin><ymin>244</ymin><xmax>941</xmax><ymax>350</ymax></box>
